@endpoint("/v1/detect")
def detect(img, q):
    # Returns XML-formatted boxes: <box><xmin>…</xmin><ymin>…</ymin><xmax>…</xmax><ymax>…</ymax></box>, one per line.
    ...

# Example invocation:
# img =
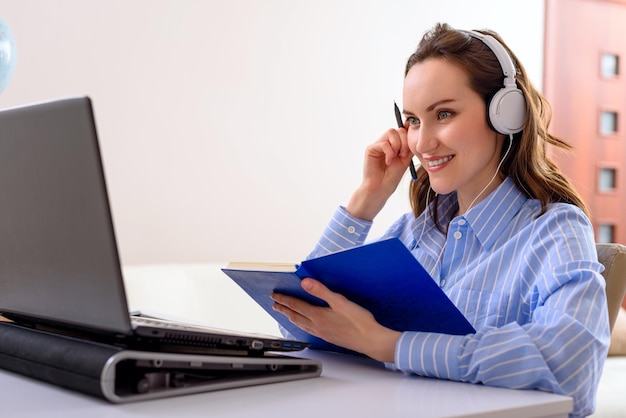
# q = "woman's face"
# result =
<box><xmin>402</xmin><ymin>57</ymin><xmax>505</xmax><ymax>212</ymax></box>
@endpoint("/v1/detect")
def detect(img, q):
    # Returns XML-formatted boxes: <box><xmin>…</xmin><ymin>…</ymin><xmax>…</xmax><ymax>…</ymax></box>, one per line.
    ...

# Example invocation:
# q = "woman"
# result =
<box><xmin>271</xmin><ymin>23</ymin><xmax>609</xmax><ymax>417</ymax></box>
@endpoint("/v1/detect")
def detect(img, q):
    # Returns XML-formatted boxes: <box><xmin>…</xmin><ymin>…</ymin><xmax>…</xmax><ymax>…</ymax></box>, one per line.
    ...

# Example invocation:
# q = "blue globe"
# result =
<box><xmin>0</xmin><ymin>16</ymin><xmax>16</xmax><ymax>94</ymax></box>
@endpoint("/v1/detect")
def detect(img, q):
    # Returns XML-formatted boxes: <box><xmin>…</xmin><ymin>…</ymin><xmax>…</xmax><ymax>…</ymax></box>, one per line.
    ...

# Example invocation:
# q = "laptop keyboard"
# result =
<box><xmin>130</xmin><ymin>315</ymin><xmax>277</xmax><ymax>338</ymax></box>
<box><xmin>131</xmin><ymin>316</ymin><xmax>235</xmax><ymax>334</ymax></box>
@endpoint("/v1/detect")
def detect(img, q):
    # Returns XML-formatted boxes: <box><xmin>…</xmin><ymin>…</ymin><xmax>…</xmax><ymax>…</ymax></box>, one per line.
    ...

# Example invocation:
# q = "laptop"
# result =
<box><xmin>0</xmin><ymin>96</ymin><xmax>308</xmax><ymax>356</ymax></box>
<box><xmin>0</xmin><ymin>319</ymin><xmax>321</xmax><ymax>403</ymax></box>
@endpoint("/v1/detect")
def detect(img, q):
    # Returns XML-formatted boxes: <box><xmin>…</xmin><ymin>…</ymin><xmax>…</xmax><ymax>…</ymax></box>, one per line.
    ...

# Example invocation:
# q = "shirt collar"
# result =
<box><xmin>426</xmin><ymin>177</ymin><xmax>528</xmax><ymax>249</ymax></box>
<box><xmin>412</xmin><ymin>177</ymin><xmax>528</xmax><ymax>253</ymax></box>
<box><xmin>455</xmin><ymin>177</ymin><xmax>528</xmax><ymax>250</ymax></box>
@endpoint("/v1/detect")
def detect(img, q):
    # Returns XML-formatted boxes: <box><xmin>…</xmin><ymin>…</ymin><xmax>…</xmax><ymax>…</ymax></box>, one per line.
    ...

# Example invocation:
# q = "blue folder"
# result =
<box><xmin>222</xmin><ymin>238</ymin><xmax>475</xmax><ymax>352</ymax></box>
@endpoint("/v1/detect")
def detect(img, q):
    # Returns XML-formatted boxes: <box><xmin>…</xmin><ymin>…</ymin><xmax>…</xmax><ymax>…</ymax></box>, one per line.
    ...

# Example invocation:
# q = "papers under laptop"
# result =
<box><xmin>0</xmin><ymin>96</ymin><xmax>320</xmax><ymax>402</ymax></box>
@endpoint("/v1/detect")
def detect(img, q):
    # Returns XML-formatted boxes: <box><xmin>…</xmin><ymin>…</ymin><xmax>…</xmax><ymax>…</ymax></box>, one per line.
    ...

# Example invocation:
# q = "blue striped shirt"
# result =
<box><xmin>308</xmin><ymin>177</ymin><xmax>609</xmax><ymax>418</ymax></box>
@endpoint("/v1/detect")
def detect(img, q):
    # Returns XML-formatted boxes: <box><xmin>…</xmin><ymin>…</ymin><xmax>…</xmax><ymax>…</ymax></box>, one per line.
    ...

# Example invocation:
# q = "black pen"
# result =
<box><xmin>394</xmin><ymin>101</ymin><xmax>417</xmax><ymax>180</ymax></box>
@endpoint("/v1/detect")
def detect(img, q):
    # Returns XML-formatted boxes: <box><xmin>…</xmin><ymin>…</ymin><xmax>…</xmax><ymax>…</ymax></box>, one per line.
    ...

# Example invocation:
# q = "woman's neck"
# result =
<box><xmin>456</xmin><ymin>174</ymin><xmax>505</xmax><ymax>216</ymax></box>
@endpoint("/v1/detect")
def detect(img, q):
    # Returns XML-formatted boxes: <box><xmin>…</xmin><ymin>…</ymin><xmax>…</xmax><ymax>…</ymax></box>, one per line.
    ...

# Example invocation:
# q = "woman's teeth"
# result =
<box><xmin>428</xmin><ymin>156</ymin><xmax>453</xmax><ymax>167</ymax></box>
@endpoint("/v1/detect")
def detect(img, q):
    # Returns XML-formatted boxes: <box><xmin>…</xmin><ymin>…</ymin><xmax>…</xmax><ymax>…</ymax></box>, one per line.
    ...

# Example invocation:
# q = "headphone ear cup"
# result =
<box><xmin>488</xmin><ymin>87</ymin><xmax>526</xmax><ymax>135</ymax></box>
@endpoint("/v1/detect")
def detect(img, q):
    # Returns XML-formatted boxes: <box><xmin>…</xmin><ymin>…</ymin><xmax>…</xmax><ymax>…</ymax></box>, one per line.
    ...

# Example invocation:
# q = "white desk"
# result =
<box><xmin>0</xmin><ymin>263</ymin><xmax>573</xmax><ymax>418</ymax></box>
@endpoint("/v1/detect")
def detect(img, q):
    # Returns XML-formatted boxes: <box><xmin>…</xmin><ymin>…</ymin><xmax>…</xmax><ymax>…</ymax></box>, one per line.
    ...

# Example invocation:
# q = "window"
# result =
<box><xmin>600</xmin><ymin>110</ymin><xmax>618</xmax><ymax>135</ymax></box>
<box><xmin>601</xmin><ymin>53</ymin><xmax>619</xmax><ymax>78</ymax></box>
<box><xmin>599</xmin><ymin>167</ymin><xmax>617</xmax><ymax>191</ymax></box>
<box><xmin>597</xmin><ymin>224</ymin><xmax>615</xmax><ymax>243</ymax></box>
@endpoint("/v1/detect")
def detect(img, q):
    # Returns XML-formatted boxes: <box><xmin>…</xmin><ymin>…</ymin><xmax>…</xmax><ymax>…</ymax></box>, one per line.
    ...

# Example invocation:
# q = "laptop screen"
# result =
<box><xmin>0</xmin><ymin>97</ymin><xmax>133</xmax><ymax>335</ymax></box>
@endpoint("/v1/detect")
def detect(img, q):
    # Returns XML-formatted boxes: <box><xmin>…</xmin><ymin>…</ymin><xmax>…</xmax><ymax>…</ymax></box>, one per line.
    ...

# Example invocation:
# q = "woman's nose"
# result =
<box><xmin>410</xmin><ymin>126</ymin><xmax>437</xmax><ymax>155</ymax></box>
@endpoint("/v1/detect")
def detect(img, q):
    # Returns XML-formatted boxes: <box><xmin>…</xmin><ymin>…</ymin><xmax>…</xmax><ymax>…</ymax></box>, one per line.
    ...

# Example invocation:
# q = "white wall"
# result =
<box><xmin>0</xmin><ymin>0</ymin><xmax>544</xmax><ymax>265</ymax></box>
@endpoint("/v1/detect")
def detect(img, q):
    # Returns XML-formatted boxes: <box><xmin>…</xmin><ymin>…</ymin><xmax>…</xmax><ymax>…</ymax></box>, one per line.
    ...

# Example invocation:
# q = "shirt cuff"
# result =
<box><xmin>394</xmin><ymin>332</ymin><xmax>464</xmax><ymax>381</ymax></box>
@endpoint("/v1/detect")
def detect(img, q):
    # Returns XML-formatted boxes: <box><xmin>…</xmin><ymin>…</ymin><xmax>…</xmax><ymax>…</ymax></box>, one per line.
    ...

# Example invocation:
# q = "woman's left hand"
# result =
<box><xmin>271</xmin><ymin>278</ymin><xmax>400</xmax><ymax>362</ymax></box>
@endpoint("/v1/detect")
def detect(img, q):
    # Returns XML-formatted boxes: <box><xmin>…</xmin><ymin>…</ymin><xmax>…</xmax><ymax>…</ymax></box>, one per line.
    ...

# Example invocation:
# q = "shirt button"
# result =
<box><xmin>440</xmin><ymin>279</ymin><xmax>446</xmax><ymax>287</ymax></box>
<box><xmin>458</xmin><ymin>219</ymin><xmax>466</xmax><ymax>225</ymax></box>
<box><xmin>347</xmin><ymin>226</ymin><xmax>356</xmax><ymax>234</ymax></box>
<box><xmin>453</xmin><ymin>231</ymin><xmax>462</xmax><ymax>239</ymax></box>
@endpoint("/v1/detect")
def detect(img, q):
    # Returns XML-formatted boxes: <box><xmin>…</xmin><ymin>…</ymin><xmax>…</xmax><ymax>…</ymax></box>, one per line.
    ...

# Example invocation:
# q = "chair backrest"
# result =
<box><xmin>596</xmin><ymin>243</ymin><xmax>626</xmax><ymax>333</ymax></box>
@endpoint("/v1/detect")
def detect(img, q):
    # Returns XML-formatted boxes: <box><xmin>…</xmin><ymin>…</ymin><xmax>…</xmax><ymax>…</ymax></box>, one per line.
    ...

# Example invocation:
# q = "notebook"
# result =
<box><xmin>0</xmin><ymin>96</ymin><xmax>308</xmax><ymax>356</ymax></box>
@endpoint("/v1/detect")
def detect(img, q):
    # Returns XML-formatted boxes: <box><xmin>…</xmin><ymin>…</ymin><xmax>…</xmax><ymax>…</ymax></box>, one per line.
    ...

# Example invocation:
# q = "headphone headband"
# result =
<box><xmin>462</xmin><ymin>30</ymin><xmax>526</xmax><ymax>135</ymax></box>
<box><xmin>464</xmin><ymin>31</ymin><xmax>517</xmax><ymax>81</ymax></box>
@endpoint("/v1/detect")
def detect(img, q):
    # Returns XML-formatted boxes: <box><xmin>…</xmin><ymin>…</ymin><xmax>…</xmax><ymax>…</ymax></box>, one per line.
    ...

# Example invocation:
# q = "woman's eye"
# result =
<box><xmin>437</xmin><ymin>110</ymin><xmax>452</xmax><ymax>120</ymax></box>
<box><xmin>407</xmin><ymin>117</ymin><xmax>420</xmax><ymax>126</ymax></box>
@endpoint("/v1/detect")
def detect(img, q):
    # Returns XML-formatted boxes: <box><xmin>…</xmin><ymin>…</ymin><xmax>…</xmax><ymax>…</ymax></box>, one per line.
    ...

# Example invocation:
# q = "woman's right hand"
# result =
<box><xmin>346</xmin><ymin>127</ymin><xmax>414</xmax><ymax>221</ymax></box>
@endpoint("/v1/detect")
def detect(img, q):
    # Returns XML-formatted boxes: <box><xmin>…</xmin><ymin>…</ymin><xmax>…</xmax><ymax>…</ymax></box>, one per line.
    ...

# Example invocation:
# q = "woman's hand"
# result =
<box><xmin>271</xmin><ymin>278</ymin><xmax>400</xmax><ymax>363</ymax></box>
<box><xmin>347</xmin><ymin>127</ymin><xmax>414</xmax><ymax>221</ymax></box>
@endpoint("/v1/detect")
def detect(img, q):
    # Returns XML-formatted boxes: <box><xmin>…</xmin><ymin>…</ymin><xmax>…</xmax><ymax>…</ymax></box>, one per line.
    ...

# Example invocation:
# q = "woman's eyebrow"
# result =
<box><xmin>425</xmin><ymin>98</ymin><xmax>456</xmax><ymax>112</ymax></box>
<box><xmin>403</xmin><ymin>98</ymin><xmax>457</xmax><ymax>117</ymax></box>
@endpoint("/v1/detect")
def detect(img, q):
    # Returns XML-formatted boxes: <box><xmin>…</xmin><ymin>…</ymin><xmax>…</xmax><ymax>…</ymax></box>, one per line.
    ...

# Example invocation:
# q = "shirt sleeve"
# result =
<box><xmin>306</xmin><ymin>206</ymin><xmax>373</xmax><ymax>259</ymax></box>
<box><xmin>389</xmin><ymin>206</ymin><xmax>610</xmax><ymax>418</ymax></box>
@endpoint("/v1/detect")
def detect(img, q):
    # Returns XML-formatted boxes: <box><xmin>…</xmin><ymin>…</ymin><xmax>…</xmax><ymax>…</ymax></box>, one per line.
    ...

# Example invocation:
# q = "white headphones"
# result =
<box><xmin>464</xmin><ymin>30</ymin><xmax>526</xmax><ymax>135</ymax></box>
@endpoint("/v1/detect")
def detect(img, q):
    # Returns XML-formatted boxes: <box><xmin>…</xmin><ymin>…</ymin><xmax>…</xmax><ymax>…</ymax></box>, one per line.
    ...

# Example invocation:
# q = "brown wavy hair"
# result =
<box><xmin>406</xmin><ymin>23</ymin><xmax>587</xmax><ymax>227</ymax></box>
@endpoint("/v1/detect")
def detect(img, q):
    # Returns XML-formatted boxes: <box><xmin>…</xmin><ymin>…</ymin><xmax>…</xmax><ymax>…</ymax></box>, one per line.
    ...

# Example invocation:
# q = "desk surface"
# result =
<box><xmin>0</xmin><ymin>263</ymin><xmax>573</xmax><ymax>418</ymax></box>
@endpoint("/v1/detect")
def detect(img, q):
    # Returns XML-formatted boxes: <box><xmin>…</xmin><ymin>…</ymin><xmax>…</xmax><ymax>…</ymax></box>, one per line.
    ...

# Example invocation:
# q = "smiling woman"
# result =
<box><xmin>402</xmin><ymin>58</ymin><xmax>504</xmax><ymax>212</ymax></box>
<box><xmin>271</xmin><ymin>23</ymin><xmax>609</xmax><ymax>418</ymax></box>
